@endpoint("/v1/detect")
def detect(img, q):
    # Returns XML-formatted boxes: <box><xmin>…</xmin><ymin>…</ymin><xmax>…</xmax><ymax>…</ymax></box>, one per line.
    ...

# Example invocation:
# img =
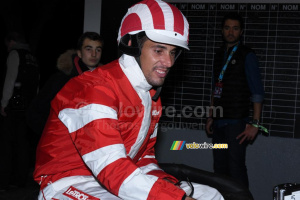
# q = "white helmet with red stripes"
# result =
<box><xmin>117</xmin><ymin>0</ymin><xmax>189</xmax><ymax>56</ymax></box>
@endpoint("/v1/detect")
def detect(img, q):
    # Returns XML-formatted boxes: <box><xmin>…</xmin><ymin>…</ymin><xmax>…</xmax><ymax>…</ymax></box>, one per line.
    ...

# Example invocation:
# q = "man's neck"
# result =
<box><xmin>87</xmin><ymin>66</ymin><xmax>96</xmax><ymax>70</ymax></box>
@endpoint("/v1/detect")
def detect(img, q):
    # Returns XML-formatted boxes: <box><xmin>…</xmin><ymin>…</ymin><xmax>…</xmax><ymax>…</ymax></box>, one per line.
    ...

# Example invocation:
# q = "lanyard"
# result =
<box><xmin>218</xmin><ymin>42</ymin><xmax>239</xmax><ymax>82</ymax></box>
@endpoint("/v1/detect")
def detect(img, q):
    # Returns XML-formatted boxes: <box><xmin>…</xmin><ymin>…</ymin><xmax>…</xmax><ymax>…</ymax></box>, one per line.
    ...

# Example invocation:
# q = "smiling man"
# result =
<box><xmin>33</xmin><ymin>0</ymin><xmax>224</xmax><ymax>199</ymax></box>
<box><xmin>139</xmin><ymin>40</ymin><xmax>177</xmax><ymax>86</ymax></box>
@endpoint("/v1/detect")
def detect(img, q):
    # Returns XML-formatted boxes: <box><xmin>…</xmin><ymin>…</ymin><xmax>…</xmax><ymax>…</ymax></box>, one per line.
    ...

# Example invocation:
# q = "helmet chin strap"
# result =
<box><xmin>151</xmin><ymin>86</ymin><xmax>162</xmax><ymax>101</ymax></box>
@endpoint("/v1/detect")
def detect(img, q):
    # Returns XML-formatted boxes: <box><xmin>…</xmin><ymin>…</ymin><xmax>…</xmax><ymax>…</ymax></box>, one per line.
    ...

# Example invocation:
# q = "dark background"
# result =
<box><xmin>0</xmin><ymin>0</ymin><xmax>84</xmax><ymax>89</ymax></box>
<box><xmin>160</xmin><ymin>2</ymin><xmax>300</xmax><ymax>139</ymax></box>
<box><xmin>0</xmin><ymin>0</ymin><xmax>140</xmax><ymax>89</ymax></box>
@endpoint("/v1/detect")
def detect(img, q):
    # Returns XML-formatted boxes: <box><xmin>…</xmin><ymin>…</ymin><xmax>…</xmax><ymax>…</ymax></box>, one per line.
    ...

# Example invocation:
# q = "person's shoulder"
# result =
<box><xmin>237</xmin><ymin>45</ymin><xmax>255</xmax><ymax>58</ymax></box>
<box><xmin>54</xmin><ymin>62</ymin><xmax>119</xmax><ymax>106</ymax></box>
<box><xmin>64</xmin><ymin>59</ymin><xmax>120</xmax><ymax>89</ymax></box>
<box><xmin>90</xmin><ymin>59</ymin><xmax>122</xmax><ymax>80</ymax></box>
<box><xmin>52</xmin><ymin>59</ymin><xmax>123</xmax><ymax>111</ymax></box>
<box><xmin>97</xmin><ymin>59</ymin><xmax>120</xmax><ymax>71</ymax></box>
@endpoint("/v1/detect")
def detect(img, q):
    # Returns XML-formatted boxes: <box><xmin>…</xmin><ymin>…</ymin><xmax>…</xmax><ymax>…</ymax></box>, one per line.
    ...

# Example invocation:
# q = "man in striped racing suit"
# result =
<box><xmin>34</xmin><ymin>0</ymin><xmax>224</xmax><ymax>199</ymax></box>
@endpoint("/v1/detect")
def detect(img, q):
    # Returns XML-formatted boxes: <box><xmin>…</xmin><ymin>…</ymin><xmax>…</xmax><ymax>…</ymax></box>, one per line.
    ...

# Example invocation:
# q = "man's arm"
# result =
<box><xmin>252</xmin><ymin>102</ymin><xmax>262</xmax><ymax>121</ymax></box>
<box><xmin>236</xmin><ymin>102</ymin><xmax>262</xmax><ymax>144</ymax></box>
<box><xmin>136</xmin><ymin>124</ymin><xmax>180</xmax><ymax>184</ymax></box>
<box><xmin>1</xmin><ymin>50</ymin><xmax>19</xmax><ymax>116</ymax></box>
<box><xmin>55</xmin><ymin>82</ymin><xmax>186</xmax><ymax>200</ymax></box>
<box><xmin>136</xmin><ymin>136</ymin><xmax>196</xmax><ymax>200</ymax></box>
<box><xmin>237</xmin><ymin>52</ymin><xmax>264</xmax><ymax>144</ymax></box>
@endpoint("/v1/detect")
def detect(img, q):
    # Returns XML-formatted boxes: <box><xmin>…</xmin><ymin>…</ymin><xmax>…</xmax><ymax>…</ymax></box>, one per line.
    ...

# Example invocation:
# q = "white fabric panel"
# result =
<box><xmin>157</xmin><ymin>0</ymin><xmax>174</xmax><ymax>30</ymax></box>
<box><xmin>150</xmin><ymin>123</ymin><xmax>158</xmax><ymax>139</ymax></box>
<box><xmin>127</xmin><ymin>89</ymin><xmax>151</xmax><ymax>158</ymax></box>
<box><xmin>119</xmin><ymin>55</ymin><xmax>152</xmax><ymax>159</ymax></box>
<box><xmin>141</xmin><ymin>155</ymin><xmax>156</xmax><ymax>159</ymax></box>
<box><xmin>117</xmin><ymin>4</ymin><xmax>154</xmax><ymax>41</ymax></box>
<box><xmin>118</xmin><ymin>168</ymin><xmax>156</xmax><ymax>200</ymax></box>
<box><xmin>38</xmin><ymin>175</ymin><xmax>122</xmax><ymax>200</ymax></box>
<box><xmin>140</xmin><ymin>163</ymin><xmax>162</xmax><ymax>174</ymax></box>
<box><xmin>135</xmin><ymin>4</ymin><xmax>154</xmax><ymax>31</ymax></box>
<box><xmin>119</xmin><ymin>54</ymin><xmax>152</xmax><ymax>91</ymax></box>
<box><xmin>180</xmin><ymin>181</ymin><xmax>224</xmax><ymax>200</ymax></box>
<box><xmin>58</xmin><ymin>103</ymin><xmax>118</xmax><ymax>133</ymax></box>
<box><xmin>82</xmin><ymin>144</ymin><xmax>127</xmax><ymax>176</ymax></box>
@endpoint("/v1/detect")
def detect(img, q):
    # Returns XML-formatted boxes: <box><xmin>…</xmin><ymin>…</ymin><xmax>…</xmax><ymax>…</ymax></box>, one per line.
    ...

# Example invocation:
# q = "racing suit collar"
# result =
<box><xmin>119</xmin><ymin>54</ymin><xmax>152</xmax><ymax>92</ymax></box>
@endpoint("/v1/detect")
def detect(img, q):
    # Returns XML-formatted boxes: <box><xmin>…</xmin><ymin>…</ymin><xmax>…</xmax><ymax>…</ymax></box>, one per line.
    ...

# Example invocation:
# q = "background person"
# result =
<box><xmin>0</xmin><ymin>31</ymin><xmax>39</xmax><ymax>191</ymax></box>
<box><xmin>26</xmin><ymin>32</ymin><xmax>104</xmax><ymax>136</ymax></box>
<box><xmin>205</xmin><ymin>12</ymin><xmax>265</xmax><ymax>188</ymax></box>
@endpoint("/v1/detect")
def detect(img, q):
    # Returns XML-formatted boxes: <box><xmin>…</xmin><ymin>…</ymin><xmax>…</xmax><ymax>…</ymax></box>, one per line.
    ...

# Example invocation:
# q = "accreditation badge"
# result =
<box><xmin>214</xmin><ymin>82</ymin><xmax>223</xmax><ymax>98</ymax></box>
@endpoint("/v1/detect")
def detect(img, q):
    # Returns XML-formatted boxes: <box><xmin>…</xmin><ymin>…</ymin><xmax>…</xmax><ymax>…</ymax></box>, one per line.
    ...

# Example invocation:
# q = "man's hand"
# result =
<box><xmin>236</xmin><ymin>124</ymin><xmax>258</xmax><ymax>144</ymax></box>
<box><xmin>163</xmin><ymin>179</ymin><xmax>196</xmax><ymax>200</ymax></box>
<box><xmin>0</xmin><ymin>107</ymin><xmax>7</xmax><ymax>117</ymax></box>
<box><xmin>205</xmin><ymin>117</ymin><xmax>213</xmax><ymax>134</ymax></box>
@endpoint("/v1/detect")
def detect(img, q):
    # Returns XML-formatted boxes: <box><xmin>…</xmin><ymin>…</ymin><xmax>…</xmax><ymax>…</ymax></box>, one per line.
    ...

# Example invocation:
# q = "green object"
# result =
<box><xmin>251</xmin><ymin>123</ymin><xmax>268</xmax><ymax>134</ymax></box>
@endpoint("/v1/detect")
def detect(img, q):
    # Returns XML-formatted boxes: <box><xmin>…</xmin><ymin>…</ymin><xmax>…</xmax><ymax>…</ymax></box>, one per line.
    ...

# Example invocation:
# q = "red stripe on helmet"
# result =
<box><xmin>144</xmin><ymin>0</ymin><xmax>165</xmax><ymax>30</ymax></box>
<box><xmin>169</xmin><ymin>4</ymin><xmax>184</xmax><ymax>35</ymax></box>
<box><xmin>121</xmin><ymin>13</ymin><xmax>142</xmax><ymax>37</ymax></box>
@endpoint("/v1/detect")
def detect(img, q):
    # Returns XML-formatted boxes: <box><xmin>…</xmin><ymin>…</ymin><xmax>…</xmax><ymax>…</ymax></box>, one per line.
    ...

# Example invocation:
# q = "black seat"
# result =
<box><xmin>159</xmin><ymin>163</ymin><xmax>254</xmax><ymax>200</ymax></box>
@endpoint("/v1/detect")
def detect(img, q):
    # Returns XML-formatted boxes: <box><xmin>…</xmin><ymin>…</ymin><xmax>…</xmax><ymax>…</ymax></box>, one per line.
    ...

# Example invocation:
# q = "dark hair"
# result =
<box><xmin>221</xmin><ymin>12</ymin><xmax>244</xmax><ymax>30</ymax></box>
<box><xmin>77</xmin><ymin>32</ymin><xmax>104</xmax><ymax>50</ymax></box>
<box><xmin>5</xmin><ymin>31</ymin><xmax>27</xmax><ymax>44</ymax></box>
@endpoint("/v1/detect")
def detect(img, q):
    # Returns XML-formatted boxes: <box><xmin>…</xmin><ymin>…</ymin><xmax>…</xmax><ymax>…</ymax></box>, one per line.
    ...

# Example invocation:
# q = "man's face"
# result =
<box><xmin>77</xmin><ymin>38</ymin><xmax>103</xmax><ymax>69</ymax></box>
<box><xmin>139</xmin><ymin>39</ymin><xmax>178</xmax><ymax>87</ymax></box>
<box><xmin>222</xmin><ymin>19</ymin><xmax>243</xmax><ymax>46</ymax></box>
